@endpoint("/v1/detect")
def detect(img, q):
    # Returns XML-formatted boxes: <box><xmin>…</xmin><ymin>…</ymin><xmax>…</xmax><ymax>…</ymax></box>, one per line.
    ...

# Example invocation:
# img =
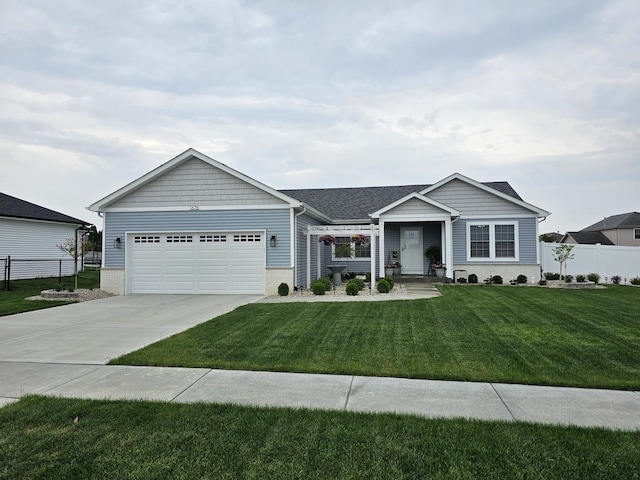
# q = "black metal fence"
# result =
<box><xmin>2</xmin><ymin>256</ymin><xmax>79</xmax><ymax>291</ymax></box>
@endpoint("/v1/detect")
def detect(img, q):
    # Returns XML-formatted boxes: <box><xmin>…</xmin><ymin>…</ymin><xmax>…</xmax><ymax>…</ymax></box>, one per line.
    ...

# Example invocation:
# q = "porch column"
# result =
<box><xmin>306</xmin><ymin>229</ymin><xmax>311</xmax><ymax>287</ymax></box>
<box><xmin>444</xmin><ymin>218</ymin><xmax>453</xmax><ymax>279</ymax></box>
<box><xmin>316</xmin><ymin>236</ymin><xmax>321</xmax><ymax>281</ymax></box>
<box><xmin>369</xmin><ymin>223</ymin><xmax>376</xmax><ymax>287</ymax></box>
<box><xmin>378</xmin><ymin>220</ymin><xmax>385</xmax><ymax>280</ymax></box>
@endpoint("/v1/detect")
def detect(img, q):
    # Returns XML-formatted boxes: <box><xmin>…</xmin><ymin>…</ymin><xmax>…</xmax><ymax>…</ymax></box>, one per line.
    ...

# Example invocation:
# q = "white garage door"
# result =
<box><xmin>128</xmin><ymin>232</ymin><xmax>265</xmax><ymax>294</ymax></box>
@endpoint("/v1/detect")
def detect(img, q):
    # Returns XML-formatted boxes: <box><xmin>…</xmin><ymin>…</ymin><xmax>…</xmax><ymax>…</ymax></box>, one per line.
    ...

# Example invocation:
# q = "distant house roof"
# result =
<box><xmin>0</xmin><ymin>192</ymin><xmax>89</xmax><ymax>225</ymax></box>
<box><xmin>280</xmin><ymin>181</ymin><xmax>522</xmax><ymax>222</ymax></box>
<box><xmin>540</xmin><ymin>232</ymin><xmax>564</xmax><ymax>242</ymax></box>
<box><xmin>562</xmin><ymin>231</ymin><xmax>615</xmax><ymax>245</ymax></box>
<box><xmin>582</xmin><ymin>212</ymin><xmax>640</xmax><ymax>231</ymax></box>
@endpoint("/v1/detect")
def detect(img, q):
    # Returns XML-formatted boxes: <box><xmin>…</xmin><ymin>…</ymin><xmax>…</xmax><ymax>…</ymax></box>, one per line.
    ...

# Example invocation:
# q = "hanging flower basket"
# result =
<box><xmin>351</xmin><ymin>234</ymin><xmax>368</xmax><ymax>246</ymax></box>
<box><xmin>318</xmin><ymin>235</ymin><xmax>335</xmax><ymax>245</ymax></box>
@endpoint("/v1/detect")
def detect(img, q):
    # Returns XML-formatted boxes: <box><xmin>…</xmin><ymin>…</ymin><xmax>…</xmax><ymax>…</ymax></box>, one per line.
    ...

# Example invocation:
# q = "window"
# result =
<box><xmin>467</xmin><ymin>222</ymin><xmax>518</xmax><ymax>261</ymax></box>
<box><xmin>167</xmin><ymin>235</ymin><xmax>193</xmax><ymax>243</ymax></box>
<box><xmin>635</xmin><ymin>228</ymin><xmax>640</xmax><ymax>240</ymax></box>
<box><xmin>332</xmin><ymin>236</ymin><xmax>371</xmax><ymax>259</ymax></box>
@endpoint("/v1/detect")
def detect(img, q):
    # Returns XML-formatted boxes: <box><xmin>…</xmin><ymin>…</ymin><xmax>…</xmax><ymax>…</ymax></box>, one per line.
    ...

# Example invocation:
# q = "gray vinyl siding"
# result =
<box><xmin>104</xmin><ymin>209</ymin><xmax>291</xmax><ymax>268</ymax></box>
<box><xmin>385</xmin><ymin>223</ymin><xmax>442</xmax><ymax>274</ymax></box>
<box><xmin>453</xmin><ymin>218</ymin><xmax>538</xmax><ymax>264</ymax></box>
<box><xmin>110</xmin><ymin>157</ymin><xmax>288</xmax><ymax>209</ymax></box>
<box><xmin>427</xmin><ymin>179</ymin><xmax>533</xmax><ymax>216</ymax></box>
<box><xmin>385</xmin><ymin>198</ymin><xmax>448</xmax><ymax>216</ymax></box>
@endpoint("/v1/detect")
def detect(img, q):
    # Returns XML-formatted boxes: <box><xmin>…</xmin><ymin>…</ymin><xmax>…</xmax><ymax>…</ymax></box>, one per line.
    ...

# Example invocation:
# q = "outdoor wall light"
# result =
<box><xmin>270</xmin><ymin>235</ymin><xmax>277</xmax><ymax>247</ymax></box>
<box><xmin>114</xmin><ymin>237</ymin><xmax>122</xmax><ymax>249</ymax></box>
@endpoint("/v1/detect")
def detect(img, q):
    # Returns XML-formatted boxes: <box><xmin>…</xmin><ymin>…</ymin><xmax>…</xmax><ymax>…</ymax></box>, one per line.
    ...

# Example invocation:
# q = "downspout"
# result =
<box><xmin>537</xmin><ymin>216</ymin><xmax>547</xmax><ymax>271</ymax></box>
<box><xmin>293</xmin><ymin>205</ymin><xmax>306</xmax><ymax>288</ymax></box>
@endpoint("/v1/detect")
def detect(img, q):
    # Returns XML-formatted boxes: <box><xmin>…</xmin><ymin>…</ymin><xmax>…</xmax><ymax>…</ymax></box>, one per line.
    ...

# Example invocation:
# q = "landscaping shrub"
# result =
<box><xmin>364</xmin><ymin>272</ymin><xmax>371</xmax><ymax>282</ymax></box>
<box><xmin>384</xmin><ymin>276</ymin><xmax>395</xmax><ymax>290</ymax></box>
<box><xmin>320</xmin><ymin>277</ymin><xmax>333</xmax><ymax>291</ymax></box>
<box><xmin>565</xmin><ymin>275</ymin><xmax>574</xmax><ymax>283</ymax></box>
<box><xmin>544</xmin><ymin>272</ymin><xmax>561</xmax><ymax>280</ymax></box>
<box><xmin>516</xmin><ymin>274</ymin><xmax>528</xmax><ymax>284</ymax></box>
<box><xmin>345</xmin><ymin>281</ymin><xmax>359</xmax><ymax>296</ymax></box>
<box><xmin>611</xmin><ymin>275</ymin><xmax>622</xmax><ymax>285</ymax></box>
<box><xmin>457</xmin><ymin>277</ymin><xmax>467</xmax><ymax>284</ymax></box>
<box><xmin>587</xmin><ymin>273</ymin><xmax>600</xmax><ymax>284</ymax></box>
<box><xmin>277</xmin><ymin>283</ymin><xmax>289</xmax><ymax>296</ymax></box>
<box><xmin>492</xmin><ymin>275</ymin><xmax>503</xmax><ymax>285</ymax></box>
<box><xmin>311</xmin><ymin>281</ymin><xmax>326</xmax><ymax>295</ymax></box>
<box><xmin>631</xmin><ymin>277</ymin><xmax>640</xmax><ymax>286</ymax></box>
<box><xmin>376</xmin><ymin>279</ymin><xmax>391</xmax><ymax>293</ymax></box>
<box><xmin>468</xmin><ymin>273</ymin><xmax>478</xmax><ymax>284</ymax></box>
<box><xmin>576</xmin><ymin>274</ymin><xmax>586</xmax><ymax>283</ymax></box>
<box><xmin>352</xmin><ymin>277</ymin><xmax>365</xmax><ymax>290</ymax></box>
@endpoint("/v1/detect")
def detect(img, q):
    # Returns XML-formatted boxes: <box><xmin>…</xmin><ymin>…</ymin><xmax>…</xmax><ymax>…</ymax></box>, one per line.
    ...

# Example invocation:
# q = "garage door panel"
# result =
<box><xmin>129</xmin><ymin>232</ymin><xmax>265</xmax><ymax>294</ymax></box>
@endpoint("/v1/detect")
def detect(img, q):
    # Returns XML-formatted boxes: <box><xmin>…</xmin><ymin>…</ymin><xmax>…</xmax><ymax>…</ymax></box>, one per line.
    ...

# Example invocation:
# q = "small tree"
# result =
<box><xmin>551</xmin><ymin>244</ymin><xmax>575</xmax><ymax>280</ymax></box>
<box><xmin>58</xmin><ymin>236</ymin><xmax>91</xmax><ymax>289</ymax></box>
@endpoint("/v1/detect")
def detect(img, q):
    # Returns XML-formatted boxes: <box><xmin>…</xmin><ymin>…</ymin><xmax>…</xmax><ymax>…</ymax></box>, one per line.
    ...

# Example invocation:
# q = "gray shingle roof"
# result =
<box><xmin>582</xmin><ymin>212</ymin><xmax>640</xmax><ymax>231</ymax></box>
<box><xmin>564</xmin><ymin>231</ymin><xmax>614</xmax><ymax>245</ymax></box>
<box><xmin>0</xmin><ymin>192</ymin><xmax>89</xmax><ymax>225</ymax></box>
<box><xmin>280</xmin><ymin>181</ymin><xmax>522</xmax><ymax>221</ymax></box>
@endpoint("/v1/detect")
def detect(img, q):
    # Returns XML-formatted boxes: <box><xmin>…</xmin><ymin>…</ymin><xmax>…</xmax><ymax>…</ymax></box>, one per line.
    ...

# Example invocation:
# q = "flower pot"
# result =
<box><xmin>393</xmin><ymin>266</ymin><xmax>401</xmax><ymax>276</ymax></box>
<box><xmin>385</xmin><ymin>267</ymin><xmax>394</xmax><ymax>277</ymax></box>
<box><xmin>435</xmin><ymin>267</ymin><xmax>446</xmax><ymax>278</ymax></box>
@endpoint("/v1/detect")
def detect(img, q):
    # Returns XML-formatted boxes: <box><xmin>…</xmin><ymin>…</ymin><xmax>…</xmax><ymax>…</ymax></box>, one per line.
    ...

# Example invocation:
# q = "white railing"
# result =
<box><xmin>540</xmin><ymin>242</ymin><xmax>640</xmax><ymax>280</ymax></box>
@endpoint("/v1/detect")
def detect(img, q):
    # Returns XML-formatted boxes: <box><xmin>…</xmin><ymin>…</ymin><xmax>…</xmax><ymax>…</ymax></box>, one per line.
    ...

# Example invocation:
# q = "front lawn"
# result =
<box><xmin>112</xmin><ymin>285</ymin><xmax>640</xmax><ymax>390</ymax></box>
<box><xmin>1</xmin><ymin>396</ymin><xmax>638</xmax><ymax>479</ymax></box>
<box><xmin>0</xmin><ymin>269</ymin><xmax>100</xmax><ymax>317</ymax></box>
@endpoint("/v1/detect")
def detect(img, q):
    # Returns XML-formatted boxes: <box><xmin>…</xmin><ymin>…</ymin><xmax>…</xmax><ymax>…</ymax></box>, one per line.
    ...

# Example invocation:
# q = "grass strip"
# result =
<box><xmin>1</xmin><ymin>396</ymin><xmax>638</xmax><ymax>479</ymax></box>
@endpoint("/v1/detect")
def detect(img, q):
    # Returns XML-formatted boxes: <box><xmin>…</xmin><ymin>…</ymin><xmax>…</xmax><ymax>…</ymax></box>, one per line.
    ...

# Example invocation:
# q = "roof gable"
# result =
<box><xmin>89</xmin><ymin>148</ymin><xmax>301</xmax><ymax>212</ymax></box>
<box><xmin>420</xmin><ymin>173</ymin><xmax>549</xmax><ymax>217</ymax></box>
<box><xmin>371</xmin><ymin>193</ymin><xmax>459</xmax><ymax>218</ymax></box>
<box><xmin>562</xmin><ymin>231</ymin><xmax>615</xmax><ymax>245</ymax></box>
<box><xmin>0</xmin><ymin>192</ymin><xmax>89</xmax><ymax>225</ymax></box>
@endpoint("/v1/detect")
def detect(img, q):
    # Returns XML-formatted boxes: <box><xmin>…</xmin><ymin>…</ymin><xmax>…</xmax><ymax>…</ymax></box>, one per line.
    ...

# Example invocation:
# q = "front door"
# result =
<box><xmin>400</xmin><ymin>227</ymin><xmax>423</xmax><ymax>274</ymax></box>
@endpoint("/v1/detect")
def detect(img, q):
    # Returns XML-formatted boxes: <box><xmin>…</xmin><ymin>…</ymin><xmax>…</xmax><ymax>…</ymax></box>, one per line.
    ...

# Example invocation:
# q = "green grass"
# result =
<box><xmin>0</xmin><ymin>269</ymin><xmax>100</xmax><ymax>317</ymax></box>
<box><xmin>112</xmin><ymin>285</ymin><xmax>640</xmax><ymax>390</ymax></box>
<box><xmin>1</xmin><ymin>396</ymin><xmax>638</xmax><ymax>479</ymax></box>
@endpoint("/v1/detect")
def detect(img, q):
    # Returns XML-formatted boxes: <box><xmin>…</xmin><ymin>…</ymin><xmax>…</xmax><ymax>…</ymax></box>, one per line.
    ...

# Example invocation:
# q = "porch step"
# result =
<box><xmin>400</xmin><ymin>281</ymin><xmax>441</xmax><ymax>297</ymax></box>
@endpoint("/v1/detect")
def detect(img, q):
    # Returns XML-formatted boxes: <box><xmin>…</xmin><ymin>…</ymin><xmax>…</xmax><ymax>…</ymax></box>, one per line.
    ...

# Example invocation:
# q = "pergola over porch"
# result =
<box><xmin>306</xmin><ymin>224</ymin><xmax>379</xmax><ymax>286</ymax></box>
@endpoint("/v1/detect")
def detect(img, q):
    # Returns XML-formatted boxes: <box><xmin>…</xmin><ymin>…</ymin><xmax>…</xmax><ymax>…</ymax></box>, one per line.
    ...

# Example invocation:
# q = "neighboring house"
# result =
<box><xmin>560</xmin><ymin>231</ymin><xmax>614</xmax><ymax>246</ymax></box>
<box><xmin>0</xmin><ymin>192</ymin><xmax>91</xmax><ymax>279</ymax></box>
<box><xmin>88</xmin><ymin>148</ymin><xmax>550</xmax><ymax>295</ymax></box>
<box><xmin>564</xmin><ymin>212</ymin><xmax>640</xmax><ymax>247</ymax></box>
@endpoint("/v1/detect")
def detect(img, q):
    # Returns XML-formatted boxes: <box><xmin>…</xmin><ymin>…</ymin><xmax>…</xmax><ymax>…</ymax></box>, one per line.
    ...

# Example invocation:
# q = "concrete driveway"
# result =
<box><xmin>0</xmin><ymin>295</ymin><xmax>261</xmax><ymax>364</ymax></box>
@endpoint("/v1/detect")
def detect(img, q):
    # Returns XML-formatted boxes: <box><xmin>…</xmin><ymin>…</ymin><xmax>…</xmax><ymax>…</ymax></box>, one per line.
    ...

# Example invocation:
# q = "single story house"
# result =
<box><xmin>88</xmin><ymin>148</ymin><xmax>550</xmax><ymax>295</ymax></box>
<box><xmin>562</xmin><ymin>212</ymin><xmax>640</xmax><ymax>247</ymax></box>
<box><xmin>1</xmin><ymin>192</ymin><xmax>91</xmax><ymax>280</ymax></box>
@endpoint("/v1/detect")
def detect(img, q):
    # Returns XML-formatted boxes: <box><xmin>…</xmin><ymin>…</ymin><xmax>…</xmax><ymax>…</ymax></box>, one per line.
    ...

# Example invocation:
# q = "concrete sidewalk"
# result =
<box><xmin>1</xmin><ymin>362</ymin><xmax>638</xmax><ymax>431</ymax></box>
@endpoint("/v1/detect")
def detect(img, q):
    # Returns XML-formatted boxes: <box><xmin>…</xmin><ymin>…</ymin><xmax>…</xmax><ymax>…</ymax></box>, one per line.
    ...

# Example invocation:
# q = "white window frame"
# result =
<box><xmin>466</xmin><ymin>222</ymin><xmax>519</xmax><ymax>261</ymax></box>
<box><xmin>332</xmin><ymin>236</ymin><xmax>371</xmax><ymax>260</ymax></box>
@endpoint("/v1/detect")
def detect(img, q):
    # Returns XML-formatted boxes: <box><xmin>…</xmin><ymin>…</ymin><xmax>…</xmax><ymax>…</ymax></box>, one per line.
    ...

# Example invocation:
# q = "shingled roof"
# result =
<box><xmin>0</xmin><ymin>192</ymin><xmax>89</xmax><ymax>225</ymax></box>
<box><xmin>562</xmin><ymin>231</ymin><xmax>615</xmax><ymax>245</ymax></box>
<box><xmin>280</xmin><ymin>182</ymin><xmax>522</xmax><ymax>221</ymax></box>
<box><xmin>582</xmin><ymin>212</ymin><xmax>640</xmax><ymax>231</ymax></box>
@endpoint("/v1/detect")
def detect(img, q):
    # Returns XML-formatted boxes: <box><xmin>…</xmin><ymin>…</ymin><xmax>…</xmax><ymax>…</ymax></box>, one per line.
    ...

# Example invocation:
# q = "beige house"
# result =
<box><xmin>562</xmin><ymin>212</ymin><xmax>640</xmax><ymax>246</ymax></box>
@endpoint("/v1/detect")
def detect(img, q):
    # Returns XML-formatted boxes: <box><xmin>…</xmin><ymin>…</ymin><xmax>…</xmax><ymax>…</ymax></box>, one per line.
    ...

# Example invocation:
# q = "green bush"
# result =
<box><xmin>516</xmin><ymin>274</ymin><xmax>528</xmax><ymax>284</ymax></box>
<box><xmin>611</xmin><ymin>275</ymin><xmax>621</xmax><ymax>285</ymax></box>
<box><xmin>468</xmin><ymin>273</ymin><xmax>478</xmax><ymax>284</ymax></box>
<box><xmin>311</xmin><ymin>281</ymin><xmax>326</xmax><ymax>295</ymax></box>
<box><xmin>384</xmin><ymin>276</ymin><xmax>395</xmax><ymax>290</ymax></box>
<box><xmin>345</xmin><ymin>281</ymin><xmax>359</xmax><ymax>296</ymax></box>
<box><xmin>365</xmin><ymin>272</ymin><xmax>371</xmax><ymax>282</ymax></box>
<box><xmin>320</xmin><ymin>277</ymin><xmax>333</xmax><ymax>291</ymax></box>
<box><xmin>587</xmin><ymin>273</ymin><xmax>600</xmax><ymax>284</ymax></box>
<box><xmin>277</xmin><ymin>283</ymin><xmax>289</xmax><ymax>296</ymax></box>
<box><xmin>565</xmin><ymin>275</ymin><xmax>574</xmax><ymax>283</ymax></box>
<box><xmin>376</xmin><ymin>279</ymin><xmax>391</xmax><ymax>293</ymax></box>
<box><xmin>630</xmin><ymin>277</ymin><xmax>640</xmax><ymax>286</ymax></box>
<box><xmin>492</xmin><ymin>275</ymin><xmax>503</xmax><ymax>285</ymax></box>
<box><xmin>351</xmin><ymin>277</ymin><xmax>365</xmax><ymax>290</ymax></box>
<box><xmin>576</xmin><ymin>274</ymin><xmax>586</xmax><ymax>283</ymax></box>
<box><xmin>544</xmin><ymin>272</ymin><xmax>561</xmax><ymax>280</ymax></box>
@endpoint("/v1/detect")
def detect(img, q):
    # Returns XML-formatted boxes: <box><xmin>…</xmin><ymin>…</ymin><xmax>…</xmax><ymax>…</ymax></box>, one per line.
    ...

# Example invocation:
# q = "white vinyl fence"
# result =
<box><xmin>540</xmin><ymin>242</ymin><xmax>640</xmax><ymax>281</ymax></box>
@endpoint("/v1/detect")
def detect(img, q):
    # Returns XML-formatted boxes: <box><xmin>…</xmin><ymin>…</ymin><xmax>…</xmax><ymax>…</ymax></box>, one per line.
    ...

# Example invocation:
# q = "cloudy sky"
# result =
<box><xmin>1</xmin><ymin>0</ymin><xmax>637</xmax><ymax>234</ymax></box>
